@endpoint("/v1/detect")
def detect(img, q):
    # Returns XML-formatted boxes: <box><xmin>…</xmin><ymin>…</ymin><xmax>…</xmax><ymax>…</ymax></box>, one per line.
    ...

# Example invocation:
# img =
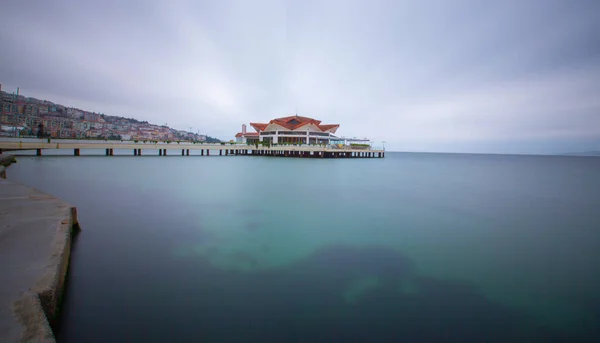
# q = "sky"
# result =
<box><xmin>1</xmin><ymin>0</ymin><xmax>599</xmax><ymax>153</ymax></box>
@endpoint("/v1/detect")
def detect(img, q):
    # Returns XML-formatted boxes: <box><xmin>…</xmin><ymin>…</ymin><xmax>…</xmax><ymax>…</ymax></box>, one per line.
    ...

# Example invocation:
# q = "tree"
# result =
<box><xmin>37</xmin><ymin>123</ymin><xmax>45</xmax><ymax>138</ymax></box>
<box><xmin>205</xmin><ymin>136</ymin><xmax>221</xmax><ymax>143</ymax></box>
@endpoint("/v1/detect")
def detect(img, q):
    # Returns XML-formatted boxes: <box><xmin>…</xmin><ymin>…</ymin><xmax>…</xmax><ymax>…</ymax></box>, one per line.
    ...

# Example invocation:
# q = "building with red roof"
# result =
<box><xmin>235</xmin><ymin>115</ymin><xmax>340</xmax><ymax>145</ymax></box>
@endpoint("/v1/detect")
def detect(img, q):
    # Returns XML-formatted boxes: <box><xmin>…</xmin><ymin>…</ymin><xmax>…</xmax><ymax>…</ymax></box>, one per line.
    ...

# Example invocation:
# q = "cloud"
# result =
<box><xmin>382</xmin><ymin>65</ymin><xmax>600</xmax><ymax>141</ymax></box>
<box><xmin>1</xmin><ymin>0</ymin><xmax>599</xmax><ymax>152</ymax></box>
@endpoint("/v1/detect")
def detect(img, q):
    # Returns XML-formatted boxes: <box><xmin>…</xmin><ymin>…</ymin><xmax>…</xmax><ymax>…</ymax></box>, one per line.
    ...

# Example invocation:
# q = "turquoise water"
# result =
<box><xmin>7</xmin><ymin>152</ymin><xmax>600</xmax><ymax>342</ymax></box>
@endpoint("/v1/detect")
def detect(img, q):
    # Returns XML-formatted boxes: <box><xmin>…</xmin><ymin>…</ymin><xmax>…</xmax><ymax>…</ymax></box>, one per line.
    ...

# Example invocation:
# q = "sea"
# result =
<box><xmin>6</xmin><ymin>150</ymin><xmax>600</xmax><ymax>342</ymax></box>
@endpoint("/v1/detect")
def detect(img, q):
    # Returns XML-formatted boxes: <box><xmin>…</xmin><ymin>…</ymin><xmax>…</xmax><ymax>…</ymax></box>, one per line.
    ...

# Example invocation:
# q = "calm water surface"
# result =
<box><xmin>8</xmin><ymin>152</ymin><xmax>600</xmax><ymax>342</ymax></box>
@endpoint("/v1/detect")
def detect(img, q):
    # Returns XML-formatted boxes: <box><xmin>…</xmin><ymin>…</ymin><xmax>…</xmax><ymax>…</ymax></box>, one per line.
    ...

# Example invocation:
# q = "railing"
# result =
<box><xmin>0</xmin><ymin>138</ymin><xmax>385</xmax><ymax>151</ymax></box>
<box><xmin>272</xmin><ymin>131</ymin><xmax>331</xmax><ymax>136</ymax></box>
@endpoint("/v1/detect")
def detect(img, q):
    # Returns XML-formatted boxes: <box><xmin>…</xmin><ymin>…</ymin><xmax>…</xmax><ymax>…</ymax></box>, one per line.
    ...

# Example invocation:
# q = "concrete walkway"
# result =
<box><xmin>0</xmin><ymin>178</ymin><xmax>79</xmax><ymax>343</ymax></box>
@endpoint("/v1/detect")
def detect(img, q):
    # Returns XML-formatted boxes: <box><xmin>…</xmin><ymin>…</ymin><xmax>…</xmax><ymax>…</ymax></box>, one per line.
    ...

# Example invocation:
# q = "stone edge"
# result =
<box><xmin>0</xmin><ymin>155</ymin><xmax>17</xmax><ymax>179</ymax></box>
<box><xmin>11</xmin><ymin>196</ymin><xmax>81</xmax><ymax>342</ymax></box>
<box><xmin>0</xmin><ymin>155</ymin><xmax>17</xmax><ymax>165</ymax></box>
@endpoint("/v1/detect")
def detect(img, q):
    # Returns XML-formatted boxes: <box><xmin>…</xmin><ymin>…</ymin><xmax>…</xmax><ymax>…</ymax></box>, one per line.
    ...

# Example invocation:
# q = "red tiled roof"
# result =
<box><xmin>235</xmin><ymin>132</ymin><xmax>259</xmax><ymax>138</ymax></box>
<box><xmin>274</xmin><ymin>115</ymin><xmax>322</xmax><ymax>126</ymax></box>
<box><xmin>318</xmin><ymin>124</ymin><xmax>340</xmax><ymax>133</ymax></box>
<box><xmin>249</xmin><ymin>123</ymin><xmax>268</xmax><ymax>132</ymax></box>
<box><xmin>249</xmin><ymin>115</ymin><xmax>339</xmax><ymax>133</ymax></box>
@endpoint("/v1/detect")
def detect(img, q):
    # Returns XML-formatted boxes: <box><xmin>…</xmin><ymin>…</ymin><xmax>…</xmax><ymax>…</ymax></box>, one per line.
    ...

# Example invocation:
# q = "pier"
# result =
<box><xmin>0</xmin><ymin>141</ymin><xmax>385</xmax><ymax>158</ymax></box>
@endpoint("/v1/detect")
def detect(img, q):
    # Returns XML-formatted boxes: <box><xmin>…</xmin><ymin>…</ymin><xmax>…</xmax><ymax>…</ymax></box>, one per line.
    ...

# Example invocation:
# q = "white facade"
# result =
<box><xmin>259</xmin><ymin>129</ymin><xmax>336</xmax><ymax>144</ymax></box>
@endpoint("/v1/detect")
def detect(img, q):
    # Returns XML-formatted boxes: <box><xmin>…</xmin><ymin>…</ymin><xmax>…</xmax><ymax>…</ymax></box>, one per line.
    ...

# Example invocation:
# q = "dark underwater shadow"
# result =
<box><xmin>171</xmin><ymin>244</ymin><xmax>583</xmax><ymax>343</ymax></box>
<box><xmin>59</xmin><ymin>243</ymin><xmax>596</xmax><ymax>343</ymax></box>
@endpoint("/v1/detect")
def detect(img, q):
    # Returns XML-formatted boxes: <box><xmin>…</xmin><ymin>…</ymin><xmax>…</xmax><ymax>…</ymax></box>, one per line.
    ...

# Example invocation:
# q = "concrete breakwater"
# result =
<box><xmin>0</xmin><ymin>160</ymin><xmax>81</xmax><ymax>343</ymax></box>
<box><xmin>0</xmin><ymin>155</ymin><xmax>17</xmax><ymax>179</ymax></box>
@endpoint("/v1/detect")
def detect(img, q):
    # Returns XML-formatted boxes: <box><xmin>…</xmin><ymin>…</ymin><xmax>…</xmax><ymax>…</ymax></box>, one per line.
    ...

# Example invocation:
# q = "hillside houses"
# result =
<box><xmin>0</xmin><ymin>89</ymin><xmax>208</xmax><ymax>141</ymax></box>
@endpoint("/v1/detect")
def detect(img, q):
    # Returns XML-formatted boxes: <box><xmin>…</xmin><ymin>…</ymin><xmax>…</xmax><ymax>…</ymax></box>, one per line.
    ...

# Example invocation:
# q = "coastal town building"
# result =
<box><xmin>235</xmin><ymin>115</ymin><xmax>373</xmax><ymax>147</ymax></box>
<box><xmin>235</xmin><ymin>115</ymin><xmax>341</xmax><ymax>145</ymax></box>
<box><xmin>234</xmin><ymin>124</ymin><xmax>260</xmax><ymax>144</ymax></box>
<box><xmin>0</xmin><ymin>86</ymin><xmax>211</xmax><ymax>141</ymax></box>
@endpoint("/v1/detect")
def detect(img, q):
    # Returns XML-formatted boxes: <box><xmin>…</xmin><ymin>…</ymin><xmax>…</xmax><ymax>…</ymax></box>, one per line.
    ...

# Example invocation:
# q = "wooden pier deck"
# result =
<box><xmin>0</xmin><ymin>141</ymin><xmax>385</xmax><ymax>158</ymax></box>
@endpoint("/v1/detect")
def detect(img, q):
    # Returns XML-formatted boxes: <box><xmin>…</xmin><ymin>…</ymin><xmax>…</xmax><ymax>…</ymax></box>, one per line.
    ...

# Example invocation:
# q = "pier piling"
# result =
<box><xmin>1</xmin><ymin>141</ymin><xmax>384</xmax><ymax>159</ymax></box>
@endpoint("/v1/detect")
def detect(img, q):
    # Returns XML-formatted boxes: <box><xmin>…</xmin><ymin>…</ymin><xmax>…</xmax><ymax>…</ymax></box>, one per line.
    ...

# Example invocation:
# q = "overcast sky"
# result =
<box><xmin>1</xmin><ymin>0</ymin><xmax>599</xmax><ymax>153</ymax></box>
